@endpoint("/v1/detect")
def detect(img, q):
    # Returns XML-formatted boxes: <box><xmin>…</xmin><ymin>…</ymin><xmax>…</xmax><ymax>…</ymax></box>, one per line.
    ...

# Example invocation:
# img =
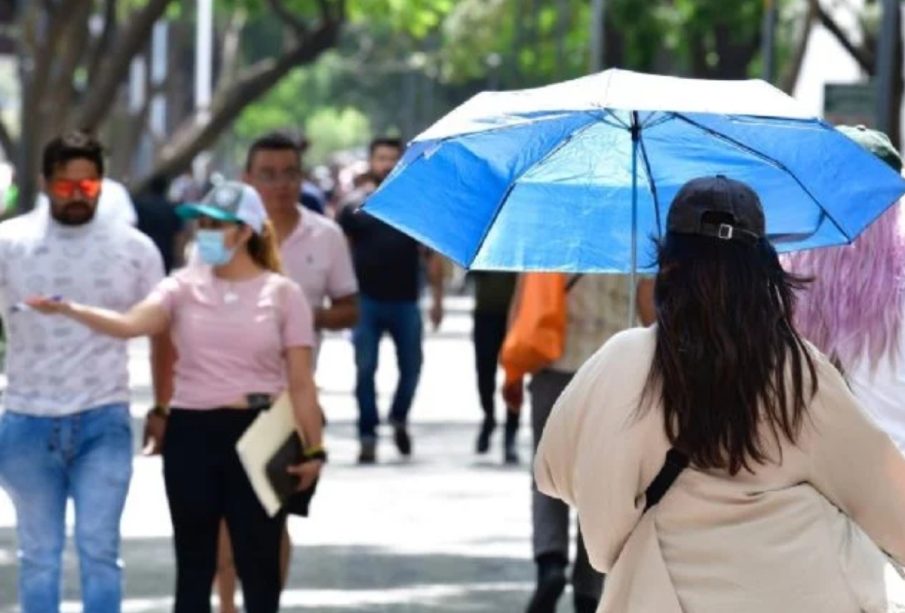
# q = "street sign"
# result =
<box><xmin>824</xmin><ymin>82</ymin><xmax>877</xmax><ymax>127</ymax></box>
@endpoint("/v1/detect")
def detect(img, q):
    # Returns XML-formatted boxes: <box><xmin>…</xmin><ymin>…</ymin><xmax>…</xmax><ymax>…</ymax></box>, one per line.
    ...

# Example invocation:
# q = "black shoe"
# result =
<box><xmin>357</xmin><ymin>440</ymin><xmax>377</xmax><ymax>464</ymax></box>
<box><xmin>392</xmin><ymin>423</ymin><xmax>412</xmax><ymax>456</ymax></box>
<box><xmin>526</xmin><ymin>557</ymin><xmax>567</xmax><ymax>613</ymax></box>
<box><xmin>476</xmin><ymin>417</ymin><xmax>496</xmax><ymax>454</ymax></box>
<box><xmin>504</xmin><ymin>412</ymin><xmax>520</xmax><ymax>464</ymax></box>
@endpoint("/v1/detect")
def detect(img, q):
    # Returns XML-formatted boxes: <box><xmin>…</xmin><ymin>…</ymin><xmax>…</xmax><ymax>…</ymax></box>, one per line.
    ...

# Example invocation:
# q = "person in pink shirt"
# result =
<box><xmin>28</xmin><ymin>181</ymin><xmax>323</xmax><ymax>613</ymax></box>
<box><xmin>211</xmin><ymin>133</ymin><xmax>360</xmax><ymax>613</ymax></box>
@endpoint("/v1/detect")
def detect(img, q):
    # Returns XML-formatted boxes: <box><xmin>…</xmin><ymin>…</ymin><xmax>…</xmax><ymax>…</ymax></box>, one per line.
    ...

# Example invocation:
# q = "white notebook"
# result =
<box><xmin>235</xmin><ymin>392</ymin><xmax>297</xmax><ymax>517</ymax></box>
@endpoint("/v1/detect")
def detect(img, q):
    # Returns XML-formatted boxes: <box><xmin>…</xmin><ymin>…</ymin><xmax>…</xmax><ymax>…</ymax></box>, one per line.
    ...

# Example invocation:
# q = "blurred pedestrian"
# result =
<box><xmin>503</xmin><ymin>271</ymin><xmax>631</xmax><ymax>613</ymax></box>
<box><xmin>27</xmin><ymin>181</ymin><xmax>324</xmax><ymax>613</ymax></box>
<box><xmin>536</xmin><ymin>175</ymin><xmax>905</xmax><ymax>612</ymax></box>
<box><xmin>134</xmin><ymin>174</ymin><xmax>190</xmax><ymax>274</ymax></box>
<box><xmin>471</xmin><ymin>271</ymin><xmax>518</xmax><ymax>462</ymax></box>
<box><xmin>296</xmin><ymin>135</ymin><xmax>327</xmax><ymax>215</ymax></box>
<box><xmin>0</xmin><ymin>131</ymin><xmax>166</xmax><ymax>613</ymax></box>
<box><xmin>785</xmin><ymin>125</ymin><xmax>905</xmax><ymax>451</ymax></box>
<box><xmin>338</xmin><ymin>137</ymin><xmax>444</xmax><ymax>464</ymax></box>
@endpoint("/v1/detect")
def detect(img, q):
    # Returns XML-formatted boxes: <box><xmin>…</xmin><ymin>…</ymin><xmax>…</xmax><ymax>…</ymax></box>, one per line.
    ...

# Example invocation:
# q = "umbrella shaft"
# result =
<box><xmin>629</xmin><ymin>112</ymin><xmax>640</xmax><ymax>328</ymax></box>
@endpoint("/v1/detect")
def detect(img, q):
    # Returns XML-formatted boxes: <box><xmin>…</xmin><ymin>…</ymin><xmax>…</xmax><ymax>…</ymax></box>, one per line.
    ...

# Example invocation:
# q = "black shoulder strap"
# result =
<box><xmin>565</xmin><ymin>273</ymin><xmax>584</xmax><ymax>293</ymax></box>
<box><xmin>643</xmin><ymin>448</ymin><xmax>689</xmax><ymax>512</ymax></box>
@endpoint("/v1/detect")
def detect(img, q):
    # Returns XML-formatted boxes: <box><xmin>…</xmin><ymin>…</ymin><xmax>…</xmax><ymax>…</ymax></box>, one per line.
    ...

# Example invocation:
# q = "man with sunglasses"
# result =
<box><xmin>0</xmin><ymin>131</ymin><xmax>164</xmax><ymax>613</ymax></box>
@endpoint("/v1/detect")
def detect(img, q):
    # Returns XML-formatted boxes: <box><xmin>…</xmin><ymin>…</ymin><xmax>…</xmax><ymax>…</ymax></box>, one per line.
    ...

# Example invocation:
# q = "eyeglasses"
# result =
<box><xmin>50</xmin><ymin>178</ymin><xmax>102</xmax><ymax>199</ymax></box>
<box><xmin>252</xmin><ymin>169</ymin><xmax>302</xmax><ymax>186</ymax></box>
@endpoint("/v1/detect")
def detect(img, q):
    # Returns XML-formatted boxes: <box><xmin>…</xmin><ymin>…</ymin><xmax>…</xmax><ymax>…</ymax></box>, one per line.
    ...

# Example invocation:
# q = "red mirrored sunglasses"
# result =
<box><xmin>50</xmin><ymin>178</ymin><xmax>102</xmax><ymax>199</ymax></box>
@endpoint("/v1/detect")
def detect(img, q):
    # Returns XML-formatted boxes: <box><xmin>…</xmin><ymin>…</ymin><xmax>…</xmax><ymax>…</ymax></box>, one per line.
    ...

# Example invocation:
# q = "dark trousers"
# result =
<box><xmin>530</xmin><ymin>369</ymin><xmax>604</xmax><ymax>599</ymax></box>
<box><xmin>472</xmin><ymin>310</ymin><xmax>508</xmax><ymax>419</ymax></box>
<box><xmin>163</xmin><ymin>409</ymin><xmax>286</xmax><ymax>613</ymax></box>
<box><xmin>353</xmin><ymin>296</ymin><xmax>424</xmax><ymax>439</ymax></box>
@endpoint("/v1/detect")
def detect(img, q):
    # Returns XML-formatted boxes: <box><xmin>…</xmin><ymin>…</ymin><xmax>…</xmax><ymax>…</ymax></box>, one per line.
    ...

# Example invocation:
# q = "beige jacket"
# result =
<box><xmin>536</xmin><ymin>327</ymin><xmax>905</xmax><ymax>613</ymax></box>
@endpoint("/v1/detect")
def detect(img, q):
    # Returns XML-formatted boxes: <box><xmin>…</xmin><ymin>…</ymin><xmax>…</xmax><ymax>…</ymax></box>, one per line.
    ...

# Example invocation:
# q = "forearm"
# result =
<box><xmin>427</xmin><ymin>255</ymin><xmax>444</xmax><ymax>304</ymax></box>
<box><xmin>314</xmin><ymin>302</ymin><xmax>358</xmax><ymax>331</ymax></box>
<box><xmin>290</xmin><ymin>382</ymin><xmax>323</xmax><ymax>449</ymax></box>
<box><xmin>150</xmin><ymin>332</ymin><xmax>176</xmax><ymax>408</ymax></box>
<box><xmin>65</xmin><ymin>303</ymin><xmax>144</xmax><ymax>338</ymax></box>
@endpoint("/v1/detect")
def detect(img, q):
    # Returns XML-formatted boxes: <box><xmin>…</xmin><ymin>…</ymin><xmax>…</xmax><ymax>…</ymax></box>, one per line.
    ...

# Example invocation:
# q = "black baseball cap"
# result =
<box><xmin>666</xmin><ymin>175</ymin><xmax>765</xmax><ymax>244</ymax></box>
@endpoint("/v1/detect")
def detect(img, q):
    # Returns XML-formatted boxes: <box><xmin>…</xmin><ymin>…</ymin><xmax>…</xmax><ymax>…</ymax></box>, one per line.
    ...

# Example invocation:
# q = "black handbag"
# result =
<box><xmin>265</xmin><ymin>433</ymin><xmax>319</xmax><ymax>517</ymax></box>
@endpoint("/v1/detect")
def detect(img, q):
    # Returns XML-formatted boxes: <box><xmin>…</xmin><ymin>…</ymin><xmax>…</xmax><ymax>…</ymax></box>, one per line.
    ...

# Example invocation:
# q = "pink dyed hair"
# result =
<box><xmin>784</xmin><ymin>200</ymin><xmax>905</xmax><ymax>370</ymax></box>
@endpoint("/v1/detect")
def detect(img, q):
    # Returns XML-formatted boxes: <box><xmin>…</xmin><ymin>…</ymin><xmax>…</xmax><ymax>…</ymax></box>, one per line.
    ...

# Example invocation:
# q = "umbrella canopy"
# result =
<box><xmin>364</xmin><ymin>69</ymin><xmax>905</xmax><ymax>273</ymax></box>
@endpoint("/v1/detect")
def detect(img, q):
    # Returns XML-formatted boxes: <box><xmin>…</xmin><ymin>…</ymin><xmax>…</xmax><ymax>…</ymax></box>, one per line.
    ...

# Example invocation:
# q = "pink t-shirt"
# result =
<box><xmin>150</xmin><ymin>267</ymin><xmax>315</xmax><ymax>409</ymax></box>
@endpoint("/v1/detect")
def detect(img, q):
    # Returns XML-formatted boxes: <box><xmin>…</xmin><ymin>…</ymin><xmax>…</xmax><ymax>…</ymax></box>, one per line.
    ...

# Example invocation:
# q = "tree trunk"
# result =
<box><xmin>780</xmin><ymin>3</ymin><xmax>818</xmax><ymax>94</ymax></box>
<box><xmin>133</xmin><ymin>20</ymin><xmax>342</xmax><ymax>192</ymax></box>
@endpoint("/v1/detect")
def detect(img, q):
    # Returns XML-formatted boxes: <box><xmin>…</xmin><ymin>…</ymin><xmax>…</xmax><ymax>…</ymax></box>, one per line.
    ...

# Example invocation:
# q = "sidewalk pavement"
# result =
<box><xmin>0</xmin><ymin>297</ymin><xmax>581</xmax><ymax>612</ymax></box>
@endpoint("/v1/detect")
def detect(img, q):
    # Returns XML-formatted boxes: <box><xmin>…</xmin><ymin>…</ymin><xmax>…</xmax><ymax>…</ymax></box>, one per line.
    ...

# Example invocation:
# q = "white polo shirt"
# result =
<box><xmin>280</xmin><ymin>207</ymin><xmax>358</xmax><ymax>317</ymax></box>
<box><xmin>0</xmin><ymin>210</ymin><xmax>164</xmax><ymax>416</ymax></box>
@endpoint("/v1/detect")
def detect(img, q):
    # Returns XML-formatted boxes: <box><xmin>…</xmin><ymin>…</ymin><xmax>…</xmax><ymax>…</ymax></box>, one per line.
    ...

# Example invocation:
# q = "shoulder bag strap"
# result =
<box><xmin>643</xmin><ymin>448</ymin><xmax>689</xmax><ymax>512</ymax></box>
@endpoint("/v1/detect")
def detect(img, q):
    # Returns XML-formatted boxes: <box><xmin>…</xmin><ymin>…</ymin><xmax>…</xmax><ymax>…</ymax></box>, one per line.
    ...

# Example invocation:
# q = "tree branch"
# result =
<box><xmin>137</xmin><ymin>19</ymin><xmax>343</xmax><ymax>191</ymax></box>
<box><xmin>781</xmin><ymin>3</ymin><xmax>818</xmax><ymax>94</ymax></box>
<box><xmin>27</xmin><ymin>1</ymin><xmax>75</xmax><ymax>120</ymax></box>
<box><xmin>219</xmin><ymin>10</ymin><xmax>248</xmax><ymax>85</ymax></box>
<box><xmin>0</xmin><ymin>116</ymin><xmax>18</xmax><ymax>162</ymax></box>
<box><xmin>810</xmin><ymin>0</ymin><xmax>874</xmax><ymax>74</ymax></box>
<box><xmin>75</xmin><ymin>0</ymin><xmax>174</xmax><ymax>131</ymax></box>
<box><xmin>267</xmin><ymin>0</ymin><xmax>308</xmax><ymax>36</ymax></box>
<box><xmin>86</xmin><ymin>0</ymin><xmax>118</xmax><ymax>89</ymax></box>
<box><xmin>45</xmin><ymin>0</ymin><xmax>94</xmax><ymax>134</ymax></box>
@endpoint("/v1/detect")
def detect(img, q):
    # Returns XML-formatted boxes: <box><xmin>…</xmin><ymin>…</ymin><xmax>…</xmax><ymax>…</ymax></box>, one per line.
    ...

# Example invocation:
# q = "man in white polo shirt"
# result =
<box><xmin>0</xmin><ymin>132</ymin><xmax>164</xmax><ymax>613</ymax></box>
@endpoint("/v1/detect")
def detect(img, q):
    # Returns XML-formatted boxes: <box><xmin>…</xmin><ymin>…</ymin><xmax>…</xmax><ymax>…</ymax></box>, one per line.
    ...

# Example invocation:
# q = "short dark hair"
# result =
<box><xmin>42</xmin><ymin>131</ymin><xmax>104</xmax><ymax>180</ymax></box>
<box><xmin>369</xmin><ymin>136</ymin><xmax>404</xmax><ymax>157</ymax></box>
<box><xmin>246</xmin><ymin>132</ymin><xmax>301</xmax><ymax>171</ymax></box>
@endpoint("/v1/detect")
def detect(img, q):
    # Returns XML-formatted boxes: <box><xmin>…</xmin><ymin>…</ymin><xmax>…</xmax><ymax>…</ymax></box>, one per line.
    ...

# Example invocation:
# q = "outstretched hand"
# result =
<box><xmin>24</xmin><ymin>295</ymin><xmax>68</xmax><ymax>315</ymax></box>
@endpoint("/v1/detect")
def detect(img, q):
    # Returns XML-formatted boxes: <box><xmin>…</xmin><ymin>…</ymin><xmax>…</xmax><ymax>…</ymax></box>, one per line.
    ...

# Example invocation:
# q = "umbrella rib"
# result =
<box><xmin>671</xmin><ymin>112</ymin><xmax>853</xmax><ymax>243</ymax></box>
<box><xmin>637</xmin><ymin>125</ymin><xmax>663</xmax><ymax>240</ymax></box>
<box><xmin>468</xmin><ymin>113</ymin><xmax>606</xmax><ymax>267</ymax></box>
<box><xmin>602</xmin><ymin>108</ymin><xmax>630</xmax><ymax>129</ymax></box>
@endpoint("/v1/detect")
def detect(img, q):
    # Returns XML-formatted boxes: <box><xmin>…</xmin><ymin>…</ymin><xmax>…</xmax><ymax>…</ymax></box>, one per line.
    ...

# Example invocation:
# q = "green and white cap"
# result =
<box><xmin>176</xmin><ymin>181</ymin><xmax>268</xmax><ymax>234</ymax></box>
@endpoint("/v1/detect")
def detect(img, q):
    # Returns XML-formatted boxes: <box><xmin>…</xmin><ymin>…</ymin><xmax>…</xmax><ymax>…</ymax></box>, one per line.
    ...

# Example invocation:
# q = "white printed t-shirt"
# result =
<box><xmin>0</xmin><ymin>210</ymin><xmax>164</xmax><ymax>416</ymax></box>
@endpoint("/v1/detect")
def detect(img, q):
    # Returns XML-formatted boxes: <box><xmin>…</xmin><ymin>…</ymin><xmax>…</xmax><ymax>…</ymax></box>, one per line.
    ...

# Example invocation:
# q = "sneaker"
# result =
<box><xmin>476</xmin><ymin>417</ymin><xmax>496</xmax><ymax>454</ymax></box>
<box><xmin>358</xmin><ymin>439</ymin><xmax>377</xmax><ymax>465</ymax></box>
<box><xmin>392</xmin><ymin>423</ymin><xmax>412</xmax><ymax>456</ymax></box>
<box><xmin>525</xmin><ymin>557</ymin><xmax>567</xmax><ymax>613</ymax></box>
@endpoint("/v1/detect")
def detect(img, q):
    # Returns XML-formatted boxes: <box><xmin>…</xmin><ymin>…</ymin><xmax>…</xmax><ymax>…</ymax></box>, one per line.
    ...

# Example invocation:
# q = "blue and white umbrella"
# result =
<box><xmin>364</xmin><ymin>69</ymin><xmax>905</xmax><ymax>280</ymax></box>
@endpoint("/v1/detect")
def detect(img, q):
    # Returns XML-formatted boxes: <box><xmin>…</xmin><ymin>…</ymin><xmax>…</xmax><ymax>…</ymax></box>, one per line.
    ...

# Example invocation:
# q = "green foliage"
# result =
<box><xmin>230</xmin><ymin>0</ymin><xmax>804</xmax><ymax>168</ymax></box>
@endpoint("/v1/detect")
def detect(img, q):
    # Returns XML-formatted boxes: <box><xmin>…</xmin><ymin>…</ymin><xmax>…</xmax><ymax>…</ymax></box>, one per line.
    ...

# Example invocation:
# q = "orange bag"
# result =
<box><xmin>500</xmin><ymin>273</ymin><xmax>571</xmax><ymax>383</ymax></box>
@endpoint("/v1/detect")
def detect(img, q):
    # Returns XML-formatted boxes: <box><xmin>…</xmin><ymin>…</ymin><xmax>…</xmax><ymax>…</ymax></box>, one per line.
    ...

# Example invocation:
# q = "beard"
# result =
<box><xmin>50</xmin><ymin>200</ymin><xmax>97</xmax><ymax>226</ymax></box>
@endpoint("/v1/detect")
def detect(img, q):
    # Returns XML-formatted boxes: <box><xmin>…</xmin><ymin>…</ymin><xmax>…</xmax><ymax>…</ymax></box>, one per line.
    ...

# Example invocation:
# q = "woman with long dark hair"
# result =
<box><xmin>28</xmin><ymin>182</ymin><xmax>323</xmax><ymax>613</ymax></box>
<box><xmin>535</xmin><ymin>175</ymin><xmax>905</xmax><ymax>612</ymax></box>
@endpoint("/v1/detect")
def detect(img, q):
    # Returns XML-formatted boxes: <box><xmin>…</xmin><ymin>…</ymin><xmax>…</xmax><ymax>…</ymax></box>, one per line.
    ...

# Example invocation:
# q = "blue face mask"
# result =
<box><xmin>196</xmin><ymin>229</ymin><xmax>237</xmax><ymax>266</ymax></box>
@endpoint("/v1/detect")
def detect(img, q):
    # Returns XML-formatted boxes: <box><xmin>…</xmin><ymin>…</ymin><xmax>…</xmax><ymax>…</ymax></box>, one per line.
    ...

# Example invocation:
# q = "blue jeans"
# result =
<box><xmin>354</xmin><ymin>296</ymin><xmax>424</xmax><ymax>439</ymax></box>
<box><xmin>0</xmin><ymin>404</ymin><xmax>133</xmax><ymax>613</ymax></box>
